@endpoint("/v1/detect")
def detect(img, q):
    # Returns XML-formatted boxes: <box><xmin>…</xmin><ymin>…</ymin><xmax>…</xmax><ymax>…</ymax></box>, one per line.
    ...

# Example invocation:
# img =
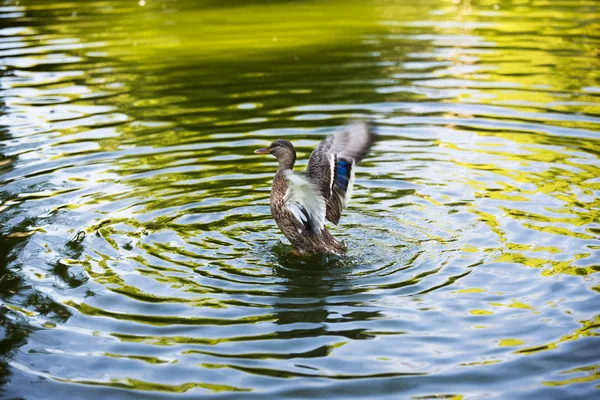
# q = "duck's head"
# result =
<box><xmin>254</xmin><ymin>139</ymin><xmax>296</xmax><ymax>170</ymax></box>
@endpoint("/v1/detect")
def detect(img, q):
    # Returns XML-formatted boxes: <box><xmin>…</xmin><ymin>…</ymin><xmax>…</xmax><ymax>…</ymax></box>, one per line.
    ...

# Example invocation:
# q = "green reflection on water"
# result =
<box><xmin>517</xmin><ymin>314</ymin><xmax>600</xmax><ymax>355</ymax></box>
<box><xmin>54</xmin><ymin>376</ymin><xmax>252</xmax><ymax>393</ymax></box>
<box><xmin>543</xmin><ymin>364</ymin><xmax>600</xmax><ymax>387</ymax></box>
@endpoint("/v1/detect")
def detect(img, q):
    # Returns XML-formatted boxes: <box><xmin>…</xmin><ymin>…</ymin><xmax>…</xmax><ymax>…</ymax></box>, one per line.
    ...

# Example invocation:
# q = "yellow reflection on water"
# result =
<box><xmin>517</xmin><ymin>314</ymin><xmax>600</xmax><ymax>355</ymax></box>
<box><xmin>498</xmin><ymin>338</ymin><xmax>525</xmax><ymax>347</ymax></box>
<box><xmin>82</xmin><ymin>0</ymin><xmax>379</xmax><ymax>63</ymax></box>
<box><xmin>543</xmin><ymin>364</ymin><xmax>600</xmax><ymax>387</ymax></box>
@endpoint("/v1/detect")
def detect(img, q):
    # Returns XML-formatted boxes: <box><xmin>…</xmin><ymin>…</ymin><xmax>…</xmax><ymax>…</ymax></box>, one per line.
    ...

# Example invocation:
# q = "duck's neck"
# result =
<box><xmin>277</xmin><ymin>152</ymin><xmax>296</xmax><ymax>172</ymax></box>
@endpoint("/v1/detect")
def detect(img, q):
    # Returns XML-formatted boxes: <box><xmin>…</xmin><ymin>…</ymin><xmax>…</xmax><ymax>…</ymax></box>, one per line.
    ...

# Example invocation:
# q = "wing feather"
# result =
<box><xmin>305</xmin><ymin>120</ymin><xmax>374</xmax><ymax>224</ymax></box>
<box><xmin>283</xmin><ymin>170</ymin><xmax>326</xmax><ymax>233</ymax></box>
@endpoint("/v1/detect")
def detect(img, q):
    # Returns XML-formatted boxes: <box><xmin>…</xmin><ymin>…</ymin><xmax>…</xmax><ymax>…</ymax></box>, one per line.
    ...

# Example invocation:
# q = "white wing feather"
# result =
<box><xmin>283</xmin><ymin>170</ymin><xmax>326</xmax><ymax>233</ymax></box>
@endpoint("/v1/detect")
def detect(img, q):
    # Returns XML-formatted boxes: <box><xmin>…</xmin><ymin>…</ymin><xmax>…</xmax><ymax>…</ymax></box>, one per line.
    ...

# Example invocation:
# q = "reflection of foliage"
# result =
<box><xmin>517</xmin><ymin>314</ymin><xmax>600</xmax><ymax>357</ymax></box>
<box><xmin>0</xmin><ymin>0</ymin><xmax>599</xmax><ymax>396</ymax></box>
<box><xmin>543</xmin><ymin>363</ymin><xmax>600</xmax><ymax>387</ymax></box>
<box><xmin>0</xmin><ymin>230</ymin><xmax>69</xmax><ymax>392</ymax></box>
<box><xmin>0</xmin><ymin>308</ymin><xmax>30</xmax><ymax>394</ymax></box>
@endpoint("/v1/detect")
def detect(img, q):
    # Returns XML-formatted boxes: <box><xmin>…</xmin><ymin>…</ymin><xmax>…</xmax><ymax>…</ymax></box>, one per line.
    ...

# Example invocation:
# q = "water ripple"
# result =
<box><xmin>0</xmin><ymin>0</ymin><xmax>599</xmax><ymax>399</ymax></box>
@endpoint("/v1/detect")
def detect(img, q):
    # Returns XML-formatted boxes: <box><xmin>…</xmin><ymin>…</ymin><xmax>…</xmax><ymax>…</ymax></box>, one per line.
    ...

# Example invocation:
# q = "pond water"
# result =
<box><xmin>1</xmin><ymin>0</ymin><xmax>599</xmax><ymax>398</ymax></box>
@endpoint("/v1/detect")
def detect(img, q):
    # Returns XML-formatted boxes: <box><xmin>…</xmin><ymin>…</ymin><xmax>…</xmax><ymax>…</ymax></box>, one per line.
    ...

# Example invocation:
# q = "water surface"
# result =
<box><xmin>1</xmin><ymin>0</ymin><xmax>599</xmax><ymax>398</ymax></box>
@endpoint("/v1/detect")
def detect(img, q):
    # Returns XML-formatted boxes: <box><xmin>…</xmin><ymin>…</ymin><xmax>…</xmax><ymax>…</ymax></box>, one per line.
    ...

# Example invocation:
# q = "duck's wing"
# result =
<box><xmin>283</xmin><ymin>170</ymin><xmax>326</xmax><ymax>234</ymax></box>
<box><xmin>305</xmin><ymin>120</ymin><xmax>375</xmax><ymax>224</ymax></box>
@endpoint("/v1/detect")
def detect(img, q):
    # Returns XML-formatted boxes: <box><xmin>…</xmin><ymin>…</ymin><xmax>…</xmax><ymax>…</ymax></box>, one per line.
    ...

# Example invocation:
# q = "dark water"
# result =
<box><xmin>1</xmin><ymin>0</ymin><xmax>599</xmax><ymax>398</ymax></box>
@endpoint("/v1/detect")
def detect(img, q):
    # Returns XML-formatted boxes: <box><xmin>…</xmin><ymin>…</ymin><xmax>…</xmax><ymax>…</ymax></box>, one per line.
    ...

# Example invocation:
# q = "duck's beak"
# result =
<box><xmin>254</xmin><ymin>147</ymin><xmax>271</xmax><ymax>154</ymax></box>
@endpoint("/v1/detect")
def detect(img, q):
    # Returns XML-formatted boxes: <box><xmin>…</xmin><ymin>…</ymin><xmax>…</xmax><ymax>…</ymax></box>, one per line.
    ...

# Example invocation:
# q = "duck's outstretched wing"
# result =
<box><xmin>305</xmin><ymin>120</ymin><xmax>375</xmax><ymax>224</ymax></box>
<box><xmin>283</xmin><ymin>170</ymin><xmax>326</xmax><ymax>234</ymax></box>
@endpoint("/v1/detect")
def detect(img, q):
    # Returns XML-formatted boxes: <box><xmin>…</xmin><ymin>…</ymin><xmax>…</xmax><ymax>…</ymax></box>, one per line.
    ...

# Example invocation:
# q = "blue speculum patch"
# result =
<box><xmin>335</xmin><ymin>159</ymin><xmax>352</xmax><ymax>191</ymax></box>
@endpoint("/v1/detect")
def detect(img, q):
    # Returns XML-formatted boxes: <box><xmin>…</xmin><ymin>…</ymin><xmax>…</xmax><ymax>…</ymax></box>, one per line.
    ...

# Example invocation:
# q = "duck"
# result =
<box><xmin>254</xmin><ymin>121</ymin><xmax>375</xmax><ymax>256</ymax></box>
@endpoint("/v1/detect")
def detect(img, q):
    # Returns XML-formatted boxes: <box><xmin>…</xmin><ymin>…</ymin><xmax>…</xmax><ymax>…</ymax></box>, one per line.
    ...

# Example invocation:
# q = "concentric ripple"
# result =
<box><xmin>1</xmin><ymin>0</ymin><xmax>599</xmax><ymax>399</ymax></box>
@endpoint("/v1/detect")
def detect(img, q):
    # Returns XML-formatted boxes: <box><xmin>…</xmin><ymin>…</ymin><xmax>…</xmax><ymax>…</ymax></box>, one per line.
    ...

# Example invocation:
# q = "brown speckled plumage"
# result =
<box><xmin>270</xmin><ymin>171</ymin><xmax>344</xmax><ymax>255</ymax></box>
<box><xmin>255</xmin><ymin>121</ymin><xmax>375</xmax><ymax>256</ymax></box>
